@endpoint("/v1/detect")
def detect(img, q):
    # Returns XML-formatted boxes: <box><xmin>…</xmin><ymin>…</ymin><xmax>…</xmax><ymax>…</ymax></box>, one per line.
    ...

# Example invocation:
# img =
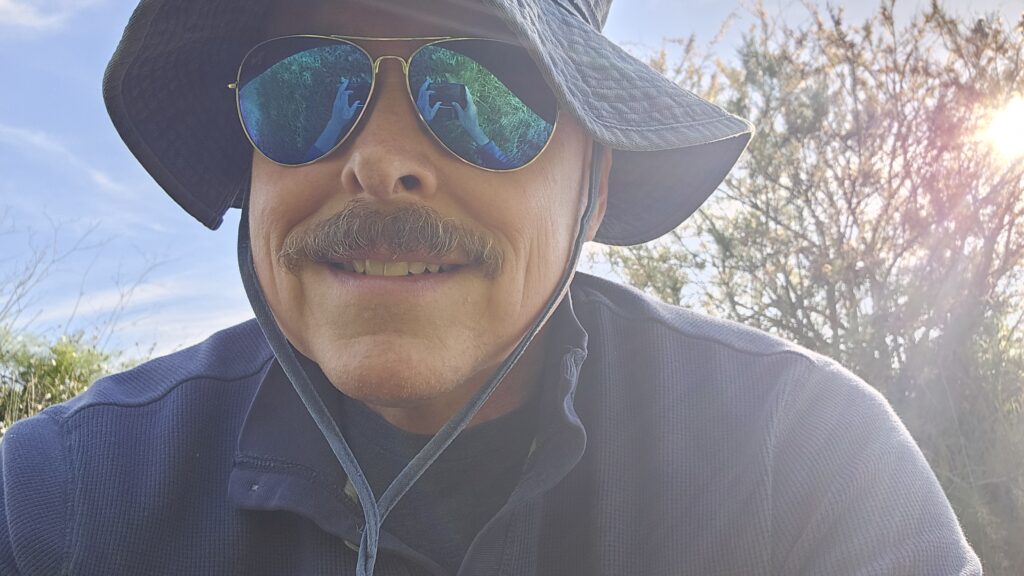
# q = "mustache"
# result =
<box><xmin>278</xmin><ymin>199</ymin><xmax>504</xmax><ymax>279</ymax></box>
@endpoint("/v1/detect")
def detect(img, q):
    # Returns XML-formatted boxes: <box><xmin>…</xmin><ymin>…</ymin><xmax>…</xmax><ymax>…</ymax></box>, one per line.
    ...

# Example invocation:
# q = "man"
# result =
<box><xmin>0</xmin><ymin>0</ymin><xmax>982</xmax><ymax>574</ymax></box>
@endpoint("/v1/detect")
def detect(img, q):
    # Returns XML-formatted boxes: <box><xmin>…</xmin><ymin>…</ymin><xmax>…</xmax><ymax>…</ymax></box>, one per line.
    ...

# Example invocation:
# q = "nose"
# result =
<box><xmin>337</xmin><ymin>58</ymin><xmax>439</xmax><ymax>202</ymax></box>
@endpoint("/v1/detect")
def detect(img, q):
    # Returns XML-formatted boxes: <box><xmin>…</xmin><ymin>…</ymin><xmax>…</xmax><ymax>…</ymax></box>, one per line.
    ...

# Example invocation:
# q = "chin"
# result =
<box><xmin>313</xmin><ymin>342</ymin><xmax>476</xmax><ymax>409</ymax></box>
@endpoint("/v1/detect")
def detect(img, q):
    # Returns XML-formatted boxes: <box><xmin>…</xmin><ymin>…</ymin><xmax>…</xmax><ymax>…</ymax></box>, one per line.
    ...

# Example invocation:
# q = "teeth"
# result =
<box><xmin>341</xmin><ymin>260</ymin><xmax>460</xmax><ymax>276</ymax></box>
<box><xmin>383</xmin><ymin>262</ymin><xmax>408</xmax><ymax>276</ymax></box>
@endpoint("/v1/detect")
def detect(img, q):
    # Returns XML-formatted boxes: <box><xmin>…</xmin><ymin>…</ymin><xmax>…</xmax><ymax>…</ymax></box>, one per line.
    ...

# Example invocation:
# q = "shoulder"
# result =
<box><xmin>573</xmin><ymin>272</ymin><xmax>816</xmax><ymax>357</ymax></box>
<box><xmin>570</xmin><ymin>272</ymin><xmax>847</xmax><ymax>389</ymax></box>
<box><xmin>0</xmin><ymin>319</ymin><xmax>272</xmax><ymax>575</ymax></box>
<box><xmin>569</xmin><ymin>275</ymin><xmax>980</xmax><ymax>573</ymax></box>
<box><xmin>567</xmin><ymin>274</ymin><xmax>911</xmax><ymax>508</ymax></box>
<box><xmin>570</xmin><ymin>273</ymin><xmax>896</xmax><ymax>441</ymax></box>
<box><xmin>5</xmin><ymin>316</ymin><xmax>274</xmax><ymax>462</ymax></box>
<box><xmin>53</xmin><ymin>318</ymin><xmax>272</xmax><ymax>419</ymax></box>
<box><xmin>571</xmin><ymin>273</ymin><xmax>897</xmax><ymax>421</ymax></box>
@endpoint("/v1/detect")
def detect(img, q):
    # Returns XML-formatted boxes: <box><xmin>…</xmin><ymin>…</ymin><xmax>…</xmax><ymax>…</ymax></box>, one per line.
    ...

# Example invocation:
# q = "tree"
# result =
<box><xmin>603</xmin><ymin>1</ymin><xmax>1024</xmax><ymax>572</ymax></box>
<box><xmin>0</xmin><ymin>211</ymin><xmax>148</xmax><ymax>438</ymax></box>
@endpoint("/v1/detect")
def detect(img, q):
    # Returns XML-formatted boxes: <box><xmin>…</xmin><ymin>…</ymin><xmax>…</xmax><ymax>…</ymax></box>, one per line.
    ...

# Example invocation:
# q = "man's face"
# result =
<box><xmin>249</xmin><ymin>0</ymin><xmax>609</xmax><ymax>419</ymax></box>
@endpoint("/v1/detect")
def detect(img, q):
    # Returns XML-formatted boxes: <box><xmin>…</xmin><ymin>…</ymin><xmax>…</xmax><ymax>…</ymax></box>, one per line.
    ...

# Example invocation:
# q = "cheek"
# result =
<box><xmin>486</xmin><ymin>151</ymin><xmax>587</xmax><ymax>316</ymax></box>
<box><xmin>247</xmin><ymin>157</ymin><xmax>325</xmax><ymax>349</ymax></box>
<box><xmin>248</xmin><ymin>155</ymin><xmax>334</xmax><ymax>266</ymax></box>
<box><xmin>248</xmin><ymin>164</ymin><xmax>290</xmax><ymax>287</ymax></box>
<box><xmin>526</xmin><ymin>169</ymin><xmax>582</xmax><ymax>274</ymax></box>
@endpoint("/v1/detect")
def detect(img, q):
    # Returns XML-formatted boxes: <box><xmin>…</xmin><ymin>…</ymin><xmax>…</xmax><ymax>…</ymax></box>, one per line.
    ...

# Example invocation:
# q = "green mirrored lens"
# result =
<box><xmin>238</xmin><ymin>37</ymin><xmax>372</xmax><ymax>165</ymax></box>
<box><xmin>408</xmin><ymin>40</ymin><xmax>557</xmax><ymax>170</ymax></box>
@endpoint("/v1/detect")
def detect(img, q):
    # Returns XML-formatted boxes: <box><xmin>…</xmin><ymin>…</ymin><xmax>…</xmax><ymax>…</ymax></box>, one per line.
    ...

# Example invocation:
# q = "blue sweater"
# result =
<box><xmin>0</xmin><ymin>273</ymin><xmax>981</xmax><ymax>575</ymax></box>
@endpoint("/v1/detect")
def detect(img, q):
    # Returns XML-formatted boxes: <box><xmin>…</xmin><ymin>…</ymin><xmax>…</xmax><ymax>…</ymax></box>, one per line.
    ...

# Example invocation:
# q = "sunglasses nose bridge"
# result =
<box><xmin>371</xmin><ymin>54</ymin><xmax>411</xmax><ymax>75</ymax></box>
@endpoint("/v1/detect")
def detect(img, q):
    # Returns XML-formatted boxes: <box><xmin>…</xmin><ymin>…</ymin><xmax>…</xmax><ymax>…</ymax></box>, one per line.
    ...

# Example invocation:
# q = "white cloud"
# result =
<box><xmin>24</xmin><ymin>271</ymin><xmax>253</xmax><ymax>357</ymax></box>
<box><xmin>114</xmin><ymin>304</ymin><xmax>254</xmax><ymax>358</ymax></box>
<box><xmin>0</xmin><ymin>122</ymin><xmax>132</xmax><ymax>199</ymax></box>
<box><xmin>30</xmin><ymin>280</ymin><xmax>179</xmax><ymax>325</ymax></box>
<box><xmin>0</xmin><ymin>0</ymin><xmax>101</xmax><ymax>31</ymax></box>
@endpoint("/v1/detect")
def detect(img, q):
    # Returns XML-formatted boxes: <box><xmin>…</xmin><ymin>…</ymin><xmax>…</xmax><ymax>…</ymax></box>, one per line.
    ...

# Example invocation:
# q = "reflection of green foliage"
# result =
<box><xmin>409</xmin><ymin>45</ymin><xmax>552</xmax><ymax>165</ymax></box>
<box><xmin>242</xmin><ymin>41</ymin><xmax>553</xmax><ymax>165</ymax></box>
<box><xmin>242</xmin><ymin>44</ymin><xmax>370</xmax><ymax>162</ymax></box>
<box><xmin>0</xmin><ymin>329</ymin><xmax>110</xmax><ymax>438</ymax></box>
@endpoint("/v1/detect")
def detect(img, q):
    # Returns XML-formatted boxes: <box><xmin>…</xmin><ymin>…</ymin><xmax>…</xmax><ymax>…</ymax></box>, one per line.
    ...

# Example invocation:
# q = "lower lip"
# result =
<box><xmin>324</xmin><ymin>264</ymin><xmax>466</xmax><ymax>297</ymax></box>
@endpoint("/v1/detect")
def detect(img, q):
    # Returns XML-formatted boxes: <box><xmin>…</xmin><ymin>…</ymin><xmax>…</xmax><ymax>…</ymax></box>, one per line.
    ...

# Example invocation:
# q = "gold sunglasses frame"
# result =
<box><xmin>227</xmin><ymin>34</ymin><xmax>560</xmax><ymax>173</ymax></box>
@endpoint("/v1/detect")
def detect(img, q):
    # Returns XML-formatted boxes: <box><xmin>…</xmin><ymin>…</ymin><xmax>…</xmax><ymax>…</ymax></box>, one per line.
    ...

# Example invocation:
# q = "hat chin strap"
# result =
<box><xmin>237</xmin><ymin>142</ymin><xmax>605</xmax><ymax>576</ymax></box>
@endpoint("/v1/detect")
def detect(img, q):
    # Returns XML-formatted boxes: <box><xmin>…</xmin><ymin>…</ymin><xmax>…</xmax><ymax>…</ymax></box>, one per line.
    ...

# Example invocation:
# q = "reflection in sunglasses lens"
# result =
<box><xmin>239</xmin><ymin>38</ymin><xmax>372</xmax><ymax>165</ymax></box>
<box><xmin>236</xmin><ymin>37</ymin><xmax>556</xmax><ymax>170</ymax></box>
<box><xmin>408</xmin><ymin>39</ymin><xmax>556</xmax><ymax>170</ymax></box>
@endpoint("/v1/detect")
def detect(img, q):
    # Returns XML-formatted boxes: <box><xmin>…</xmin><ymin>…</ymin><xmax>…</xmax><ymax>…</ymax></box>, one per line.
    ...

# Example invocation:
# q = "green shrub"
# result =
<box><xmin>0</xmin><ymin>328</ymin><xmax>111</xmax><ymax>438</ymax></box>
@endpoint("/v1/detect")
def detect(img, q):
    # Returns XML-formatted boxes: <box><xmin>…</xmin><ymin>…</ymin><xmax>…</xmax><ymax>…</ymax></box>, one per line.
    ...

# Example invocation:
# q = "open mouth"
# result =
<box><xmin>329</xmin><ymin>259</ymin><xmax>466</xmax><ymax>277</ymax></box>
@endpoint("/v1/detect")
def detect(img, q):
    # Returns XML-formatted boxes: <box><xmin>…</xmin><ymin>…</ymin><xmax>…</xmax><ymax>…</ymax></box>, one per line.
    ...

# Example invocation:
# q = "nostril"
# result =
<box><xmin>399</xmin><ymin>175</ymin><xmax>420</xmax><ymax>190</ymax></box>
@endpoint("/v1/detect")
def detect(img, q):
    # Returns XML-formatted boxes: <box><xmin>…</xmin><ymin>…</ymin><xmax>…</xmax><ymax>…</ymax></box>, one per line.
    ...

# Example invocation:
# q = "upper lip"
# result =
<box><xmin>324</xmin><ymin>250</ymin><xmax>468</xmax><ymax>266</ymax></box>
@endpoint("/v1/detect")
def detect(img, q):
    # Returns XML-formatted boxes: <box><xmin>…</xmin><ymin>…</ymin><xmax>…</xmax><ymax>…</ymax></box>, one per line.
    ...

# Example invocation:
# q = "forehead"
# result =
<box><xmin>265</xmin><ymin>0</ymin><xmax>520</xmax><ymax>42</ymax></box>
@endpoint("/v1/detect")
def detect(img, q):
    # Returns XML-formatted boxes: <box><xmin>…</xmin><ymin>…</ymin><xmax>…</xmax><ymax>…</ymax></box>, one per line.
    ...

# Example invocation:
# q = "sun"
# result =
<box><xmin>982</xmin><ymin>96</ymin><xmax>1024</xmax><ymax>163</ymax></box>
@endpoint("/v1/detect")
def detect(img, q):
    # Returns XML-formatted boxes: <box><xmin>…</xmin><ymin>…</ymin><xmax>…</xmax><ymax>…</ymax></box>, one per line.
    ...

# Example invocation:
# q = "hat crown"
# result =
<box><xmin>550</xmin><ymin>0</ymin><xmax>610</xmax><ymax>30</ymax></box>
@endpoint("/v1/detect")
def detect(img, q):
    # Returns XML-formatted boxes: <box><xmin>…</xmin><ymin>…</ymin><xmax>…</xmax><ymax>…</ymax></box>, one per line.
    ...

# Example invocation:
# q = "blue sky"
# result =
<box><xmin>0</xmin><ymin>0</ymin><xmax>1019</xmax><ymax>358</ymax></box>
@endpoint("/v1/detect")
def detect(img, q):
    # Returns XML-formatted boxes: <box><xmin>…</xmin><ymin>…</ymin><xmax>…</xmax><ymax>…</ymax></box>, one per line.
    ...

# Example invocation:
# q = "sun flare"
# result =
<box><xmin>983</xmin><ymin>96</ymin><xmax>1024</xmax><ymax>163</ymax></box>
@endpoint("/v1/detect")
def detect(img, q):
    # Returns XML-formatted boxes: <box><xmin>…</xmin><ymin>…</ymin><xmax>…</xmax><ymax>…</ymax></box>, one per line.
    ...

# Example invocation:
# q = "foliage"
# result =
<box><xmin>604</xmin><ymin>1</ymin><xmax>1024</xmax><ymax>572</ymax></box>
<box><xmin>242</xmin><ymin>39</ymin><xmax>551</xmax><ymax>165</ymax></box>
<box><xmin>241</xmin><ymin>41</ymin><xmax>372</xmax><ymax>162</ymax></box>
<box><xmin>0</xmin><ymin>329</ymin><xmax>110</xmax><ymax>437</ymax></box>
<box><xmin>0</xmin><ymin>211</ymin><xmax>148</xmax><ymax>440</ymax></box>
<box><xmin>408</xmin><ymin>41</ymin><xmax>553</xmax><ymax>164</ymax></box>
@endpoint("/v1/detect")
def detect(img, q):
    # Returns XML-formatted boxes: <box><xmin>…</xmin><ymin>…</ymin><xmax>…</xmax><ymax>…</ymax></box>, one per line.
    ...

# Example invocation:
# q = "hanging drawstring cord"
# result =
<box><xmin>238</xmin><ymin>142</ymin><xmax>605</xmax><ymax>576</ymax></box>
<box><xmin>237</xmin><ymin>197</ymin><xmax>384</xmax><ymax>570</ymax></box>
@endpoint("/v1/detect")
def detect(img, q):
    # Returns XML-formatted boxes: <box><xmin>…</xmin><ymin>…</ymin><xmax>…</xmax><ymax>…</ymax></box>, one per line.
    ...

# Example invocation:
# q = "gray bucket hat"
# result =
<box><xmin>102</xmin><ymin>0</ymin><xmax>753</xmax><ymax>246</ymax></box>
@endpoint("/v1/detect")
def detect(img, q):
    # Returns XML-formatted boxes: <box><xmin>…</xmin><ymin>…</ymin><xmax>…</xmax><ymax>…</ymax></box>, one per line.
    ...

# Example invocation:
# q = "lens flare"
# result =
<box><xmin>982</xmin><ymin>96</ymin><xmax>1024</xmax><ymax>163</ymax></box>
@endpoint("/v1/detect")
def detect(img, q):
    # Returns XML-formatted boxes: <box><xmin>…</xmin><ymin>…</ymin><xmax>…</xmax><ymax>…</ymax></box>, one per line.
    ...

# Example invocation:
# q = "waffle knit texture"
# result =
<box><xmin>0</xmin><ymin>273</ymin><xmax>981</xmax><ymax>575</ymax></box>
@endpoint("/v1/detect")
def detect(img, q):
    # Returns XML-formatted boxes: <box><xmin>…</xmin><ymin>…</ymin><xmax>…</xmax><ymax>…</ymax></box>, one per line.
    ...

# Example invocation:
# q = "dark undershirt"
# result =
<box><xmin>333</xmin><ymin>389</ymin><xmax>541</xmax><ymax>575</ymax></box>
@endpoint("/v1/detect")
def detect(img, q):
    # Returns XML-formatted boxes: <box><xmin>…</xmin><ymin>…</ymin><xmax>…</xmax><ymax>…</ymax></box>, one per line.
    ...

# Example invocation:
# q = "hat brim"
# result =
<box><xmin>103</xmin><ymin>0</ymin><xmax>753</xmax><ymax>246</ymax></box>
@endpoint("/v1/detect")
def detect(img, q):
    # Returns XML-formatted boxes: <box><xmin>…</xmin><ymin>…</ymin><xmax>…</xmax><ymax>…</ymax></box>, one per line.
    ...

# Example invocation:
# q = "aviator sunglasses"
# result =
<box><xmin>229</xmin><ymin>35</ymin><xmax>560</xmax><ymax>171</ymax></box>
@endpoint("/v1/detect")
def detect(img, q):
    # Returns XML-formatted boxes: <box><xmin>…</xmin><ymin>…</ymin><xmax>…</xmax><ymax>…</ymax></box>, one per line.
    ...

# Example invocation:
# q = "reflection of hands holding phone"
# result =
<box><xmin>452</xmin><ymin>89</ymin><xmax>489</xmax><ymax>146</ymax></box>
<box><xmin>416</xmin><ymin>78</ymin><xmax>443</xmax><ymax>122</ymax></box>
<box><xmin>418</xmin><ymin>79</ymin><xmax>488</xmax><ymax>144</ymax></box>
<box><xmin>330</xmin><ymin>78</ymin><xmax>362</xmax><ymax>123</ymax></box>
<box><xmin>453</xmin><ymin>87</ymin><xmax>515</xmax><ymax>169</ymax></box>
<box><xmin>308</xmin><ymin>78</ymin><xmax>362</xmax><ymax>160</ymax></box>
<box><xmin>416</xmin><ymin>79</ymin><xmax>514</xmax><ymax>170</ymax></box>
